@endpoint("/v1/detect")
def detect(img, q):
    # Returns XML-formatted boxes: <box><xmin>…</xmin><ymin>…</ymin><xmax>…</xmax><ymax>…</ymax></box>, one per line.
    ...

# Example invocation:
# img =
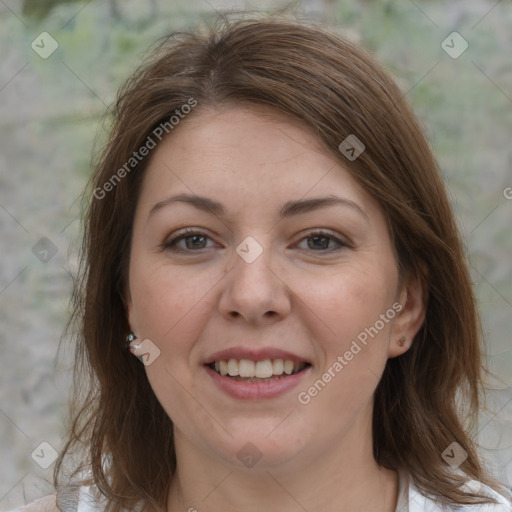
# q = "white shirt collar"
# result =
<box><xmin>395</xmin><ymin>466</ymin><xmax>512</xmax><ymax>512</ymax></box>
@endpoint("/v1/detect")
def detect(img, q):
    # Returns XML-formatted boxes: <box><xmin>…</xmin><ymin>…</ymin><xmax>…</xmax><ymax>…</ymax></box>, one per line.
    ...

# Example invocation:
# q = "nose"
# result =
<box><xmin>217</xmin><ymin>238</ymin><xmax>292</xmax><ymax>326</ymax></box>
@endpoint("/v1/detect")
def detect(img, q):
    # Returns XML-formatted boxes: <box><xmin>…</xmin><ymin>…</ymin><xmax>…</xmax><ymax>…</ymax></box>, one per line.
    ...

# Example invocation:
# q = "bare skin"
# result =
<box><xmin>126</xmin><ymin>104</ymin><xmax>426</xmax><ymax>512</ymax></box>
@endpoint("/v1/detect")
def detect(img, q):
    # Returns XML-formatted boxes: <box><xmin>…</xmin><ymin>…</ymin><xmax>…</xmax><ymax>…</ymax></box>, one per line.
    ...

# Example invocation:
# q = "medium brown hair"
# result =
<box><xmin>54</xmin><ymin>13</ymin><xmax>506</xmax><ymax>511</ymax></box>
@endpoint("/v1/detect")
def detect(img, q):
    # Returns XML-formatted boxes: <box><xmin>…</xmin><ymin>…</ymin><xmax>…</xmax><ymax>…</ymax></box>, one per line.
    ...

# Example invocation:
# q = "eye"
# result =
<box><xmin>161</xmin><ymin>228</ymin><xmax>349</xmax><ymax>254</ymax></box>
<box><xmin>162</xmin><ymin>228</ymin><xmax>218</xmax><ymax>253</ymax></box>
<box><xmin>295</xmin><ymin>230</ymin><xmax>349</xmax><ymax>253</ymax></box>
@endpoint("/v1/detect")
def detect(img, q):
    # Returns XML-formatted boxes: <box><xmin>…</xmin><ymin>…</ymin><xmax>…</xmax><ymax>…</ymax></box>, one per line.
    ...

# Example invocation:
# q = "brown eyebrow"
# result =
<box><xmin>148</xmin><ymin>193</ymin><xmax>369</xmax><ymax>223</ymax></box>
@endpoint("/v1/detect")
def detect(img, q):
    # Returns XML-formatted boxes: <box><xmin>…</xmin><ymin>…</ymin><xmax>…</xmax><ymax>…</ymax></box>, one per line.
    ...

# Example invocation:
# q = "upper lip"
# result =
<box><xmin>204</xmin><ymin>347</ymin><xmax>311</xmax><ymax>365</ymax></box>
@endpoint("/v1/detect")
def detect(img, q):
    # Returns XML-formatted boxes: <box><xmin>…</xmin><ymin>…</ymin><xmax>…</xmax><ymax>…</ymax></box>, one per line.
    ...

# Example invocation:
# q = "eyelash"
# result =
<box><xmin>161</xmin><ymin>228</ymin><xmax>350</xmax><ymax>254</ymax></box>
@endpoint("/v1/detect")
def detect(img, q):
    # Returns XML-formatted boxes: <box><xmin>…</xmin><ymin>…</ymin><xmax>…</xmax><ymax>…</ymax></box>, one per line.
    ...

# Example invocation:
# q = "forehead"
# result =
<box><xmin>136</xmin><ymin>103</ymin><xmax>379</xmax><ymax>222</ymax></box>
<box><xmin>153</xmin><ymin>103</ymin><xmax>329</xmax><ymax>171</ymax></box>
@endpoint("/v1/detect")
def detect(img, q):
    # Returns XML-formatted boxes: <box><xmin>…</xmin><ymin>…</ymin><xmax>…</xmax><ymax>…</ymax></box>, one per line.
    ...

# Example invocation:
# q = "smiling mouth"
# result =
<box><xmin>207</xmin><ymin>359</ymin><xmax>310</xmax><ymax>382</ymax></box>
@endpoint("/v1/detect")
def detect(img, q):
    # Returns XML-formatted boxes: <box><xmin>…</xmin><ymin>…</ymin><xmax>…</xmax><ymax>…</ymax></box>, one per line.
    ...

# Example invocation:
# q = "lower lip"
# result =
<box><xmin>204</xmin><ymin>365</ymin><xmax>311</xmax><ymax>400</ymax></box>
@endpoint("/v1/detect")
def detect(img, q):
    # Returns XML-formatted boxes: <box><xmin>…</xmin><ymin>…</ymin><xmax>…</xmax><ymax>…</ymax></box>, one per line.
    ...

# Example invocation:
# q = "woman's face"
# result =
<box><xmin>126</xmin><ymin>104</ymin><xmax>423</xmax><ymax>471</ymax></box>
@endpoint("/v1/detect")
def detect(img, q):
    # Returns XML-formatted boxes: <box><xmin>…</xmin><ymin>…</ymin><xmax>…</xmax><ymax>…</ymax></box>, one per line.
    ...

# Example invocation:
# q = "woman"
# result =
<box><xmin>12</xmin><ymin>14</ymin><xmax>512</xmax><ymax>512</ymax></box>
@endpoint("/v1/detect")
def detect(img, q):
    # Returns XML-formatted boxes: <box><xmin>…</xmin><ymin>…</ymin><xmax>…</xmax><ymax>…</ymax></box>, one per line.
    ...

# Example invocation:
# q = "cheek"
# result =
<box><xmin>296</xmin><ymin>263</ymin><xmax>397</xmax><ymax>344</ymax></box>
<box><xmin>296</xmin><ymin>269</ymin><xmax>396</xmax><ymax>427</ymax></box>
<box><xmin>130</xmin><ymin>263</ymin><xmax>211</xmax><ymax>423</ymax></box>
<box><xmin>129</xmin><ymin>260</ymin><xmax>211</xmax><ymax>341</ymax></box>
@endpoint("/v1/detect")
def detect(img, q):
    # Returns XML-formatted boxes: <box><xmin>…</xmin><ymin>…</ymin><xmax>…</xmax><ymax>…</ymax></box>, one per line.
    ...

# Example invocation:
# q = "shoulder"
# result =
<box><xmin>5</xmin><ymin>494</ymin><xmax>59</xmax><ymax>512</ymax></box>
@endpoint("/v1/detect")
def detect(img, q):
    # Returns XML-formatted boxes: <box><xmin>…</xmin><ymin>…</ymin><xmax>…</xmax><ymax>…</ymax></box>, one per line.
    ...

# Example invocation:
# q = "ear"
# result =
<box><xmin>388</xmin><ymin>271</ymin><xmax>427</xmax><ymax>358</ymax></box>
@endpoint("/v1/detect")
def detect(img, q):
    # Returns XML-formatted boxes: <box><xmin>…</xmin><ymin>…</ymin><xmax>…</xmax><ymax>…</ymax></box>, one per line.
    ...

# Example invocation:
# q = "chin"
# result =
<box><xmin>210</xmin><ymin>429</ymin><xmax>309</xmax><ymax>471</ymax></box>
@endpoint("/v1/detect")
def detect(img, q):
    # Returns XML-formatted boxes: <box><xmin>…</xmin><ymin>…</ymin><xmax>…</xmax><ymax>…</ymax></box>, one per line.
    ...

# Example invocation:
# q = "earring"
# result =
<box><xmin>126</xmin><ymin>333</ymin><xmax>143</xmax><ymax>354</ymax></box>
<box><xmin>397</xmin><ymin>336</ymin><xmax>406</xmax><ymax>347</ymax></box>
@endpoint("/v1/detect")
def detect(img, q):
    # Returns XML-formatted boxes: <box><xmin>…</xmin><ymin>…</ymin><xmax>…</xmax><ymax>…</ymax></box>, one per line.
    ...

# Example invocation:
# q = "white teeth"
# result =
<box><xmin>239</xmin><ymin>359</ymin><xmax>255</xmax><ymax>377</ymax></box>
<box><xmin>272</xmin><ymin>358</ymin><xmax>284</xmax><ymax>375</ymax></box>
<box><xmin>219</xmin><ymin>360</ymin><xmax>228</xmax><ymax>376</ymax></box>
<box><xmin>211</xmin><ymin>358</ymin><xmax>307</xmax><ymax>378</ymax></box>
<box><xmin>227</xmin><ymin>359</ymin><xmax>239</xmax><ymax>376</ymax></box>
<box><xmin>255</xmin><ymin>360</ymin><xmax>273</xmax><ymax>378</ymax></box>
